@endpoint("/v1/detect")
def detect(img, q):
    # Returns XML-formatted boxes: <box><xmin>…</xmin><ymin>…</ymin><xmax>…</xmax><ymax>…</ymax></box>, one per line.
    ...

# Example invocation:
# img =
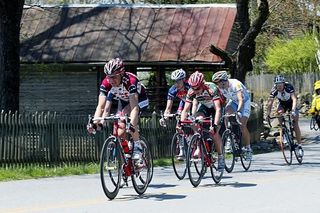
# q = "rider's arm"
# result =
<box><xmin>129</xmin><ymin>93</ymin><xmax>139</xmax><ymax>127</ymax></box>
<box><xmin>266</xmin><ymin>98</ymin><xmax>274</xmax><ymax>116</ymax></box>
<box><xmin>290</xmin><ymin>92</ymin><xmax>298</xmax><ymax>111</ymax></box>
<box><xmin>213</xmin><ymin>99</ymin><xmax>222</xmax><ymax>126</ymax></box>
<box><xmin>191</xmin><ymin>99</ymin><xmax>198</xmax><ymax>116</ymax></box>
<box><xmin>164</xmin><ymin>99</ymin><xmax>173</xmax><ymax>115</ymax></box>
<box><xmin>181</xmin><ymin>101</ymin><xmax>192</xmax><ymax>121</ymax></box>
<box><xmin>236</xmin><ymin>90</ymin><xmax>244</xmax><ymax>112</ymax></box>
<box><xmin>93</xmin><ymin>93</ymin><xmax>107</xmax><ymax>123</ymax></box>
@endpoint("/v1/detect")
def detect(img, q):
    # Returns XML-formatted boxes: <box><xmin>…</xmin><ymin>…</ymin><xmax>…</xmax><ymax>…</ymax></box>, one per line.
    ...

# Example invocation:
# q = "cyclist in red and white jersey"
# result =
<box><xmin>88</xmin><ymin>58</ymin><xmax>149</xmax><ymax>160</ymax></box>
<box><xmin>180</xmin><ymin>71</ymin><xmax>225</xmax><ymax>170</ymax></box>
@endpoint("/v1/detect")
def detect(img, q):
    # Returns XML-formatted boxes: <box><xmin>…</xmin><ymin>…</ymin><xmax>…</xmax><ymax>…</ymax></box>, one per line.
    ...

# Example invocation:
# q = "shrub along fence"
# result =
<box><xmin>0</xmin><ymin>105</ymin><xmax>263</xmax><ymax>168</ymax></box>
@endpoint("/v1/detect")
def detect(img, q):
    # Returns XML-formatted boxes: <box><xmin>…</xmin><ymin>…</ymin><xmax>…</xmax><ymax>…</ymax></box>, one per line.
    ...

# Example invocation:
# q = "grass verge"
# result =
<box><xmin>0</xmin><ymin>158</ymin><xmax>172</xmax><ymax>182</ymax></box>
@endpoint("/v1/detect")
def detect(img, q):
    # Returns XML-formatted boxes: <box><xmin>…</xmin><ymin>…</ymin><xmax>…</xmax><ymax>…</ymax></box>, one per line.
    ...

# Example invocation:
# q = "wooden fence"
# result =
<box><xmin>0</xmin><ymin>106</ymin><xmax>263</xmax><ymax>168</ymax></box>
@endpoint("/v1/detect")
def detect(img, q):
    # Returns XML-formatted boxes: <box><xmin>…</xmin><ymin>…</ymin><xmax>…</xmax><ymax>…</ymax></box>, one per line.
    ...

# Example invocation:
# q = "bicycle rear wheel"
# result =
<box><xmin>208</xmin><ymin>137</ymin><xmax>224</xmax><ymax>184</ymax></box>
<box><xmin>171</xmin><ymin>133</ymin><xmax>187</xmax><ymax>180</ymax></box>
<box><xmin>280</xmin><ymin>128</ymin><xmax>293</xmax><ymax>165</ymax></box>
<box><xmin>100</xmin><ymin>137</ymin><xmax>121</xmax><ymax>200</ymax></box>
<box><xmin>222</xmin><ymin>130</ymin><xmax>235</xmax><ymax>173</ymax></box>
<box><xmin>187</xmin><ymin>134</ymin><xmax>205</xmax><ymax>187</ymax></box>
<box><xmin>132</xmin><ymin>139</ymin><xmax>151</xmax><ymax>195</ymax></box>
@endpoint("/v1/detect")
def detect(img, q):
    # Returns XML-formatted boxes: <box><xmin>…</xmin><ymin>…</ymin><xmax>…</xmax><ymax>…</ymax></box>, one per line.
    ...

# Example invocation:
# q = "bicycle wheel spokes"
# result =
<box><xmin>187</xmin><ymin>134</ymin><xmax>205</xmax><ymax>187</ymax></box>
<box><xmin>100</xmin><ymin>137</ymin><xmax>121</xmax><ymax>200</ymax></box>
<box><xmin>132</xmin><ymin>140</ymin><xmax>150</xmax><ymax>195</ymax></box>
<box><xmin>279</xmin><ymin>129</ymin><xmax>292</xmax><ymax>165</ymax></box>
<box><xmin>209</xmin><ymin>141</ymin><xmax>224</xmax><ymax>184</ymax></box>
<box><xmin>222</xmin><ymin>130</ymin><xmax>235</xmax><ymax>173</ymax></box>
<box><xmin>171</xmin><ymin>133</ymin><xmax>187</xmax><ymax>180</ymax></box>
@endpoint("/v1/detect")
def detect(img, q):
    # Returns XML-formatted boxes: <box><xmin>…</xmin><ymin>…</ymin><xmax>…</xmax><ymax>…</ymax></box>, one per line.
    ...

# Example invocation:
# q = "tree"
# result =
<box><xmin>266</xmin><ymin>35</ymin><xmax>317</xmax><ymax>73</ymax></box>
<box><xmin>210</xmin><ymin>0</ymin><xmax>269</xmax><ymax>83</ymax></box>
<box><xmin>0</xmin><ymin>0</ymin><xmax>25</xmax><ymax>111</ymax></box>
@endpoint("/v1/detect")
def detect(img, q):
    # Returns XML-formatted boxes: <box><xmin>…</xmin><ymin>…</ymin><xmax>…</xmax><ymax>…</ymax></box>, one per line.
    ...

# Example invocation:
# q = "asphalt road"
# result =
<box><xmin>0</xmin><ymin>118</ymin><xmax>319</xmax><ymax>213</ymax></box>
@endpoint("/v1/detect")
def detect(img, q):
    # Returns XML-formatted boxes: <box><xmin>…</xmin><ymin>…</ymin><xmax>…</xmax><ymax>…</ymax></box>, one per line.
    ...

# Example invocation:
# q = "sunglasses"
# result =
<box><xmin>192</xmin><ymin>86</ymin><xmax>201</xmax><ymax>91</ymax></box>
<box><xmin>174</xmin><ymin>80</ymin><xmax>183</xmax><ymax>84</ymax></box>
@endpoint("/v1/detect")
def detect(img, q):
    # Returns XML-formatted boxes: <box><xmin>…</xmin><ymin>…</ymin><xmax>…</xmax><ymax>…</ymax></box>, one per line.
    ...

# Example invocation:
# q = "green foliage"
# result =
<box><xmin>265</xmin><ymin>35</ymin><xmax>317</xmax><ymax>73</ymax></box>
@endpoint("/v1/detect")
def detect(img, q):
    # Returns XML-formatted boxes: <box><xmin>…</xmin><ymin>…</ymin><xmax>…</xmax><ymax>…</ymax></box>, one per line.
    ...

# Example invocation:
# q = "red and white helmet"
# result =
<box><xmin>104</xmin><ymin>58</ymin><xmax>125</xmax><ymax>76</ymax></box>
<box><xmin>188</xmin><ymin>71</ymin><xmax>204</xmax><ymax>87</ymax></box>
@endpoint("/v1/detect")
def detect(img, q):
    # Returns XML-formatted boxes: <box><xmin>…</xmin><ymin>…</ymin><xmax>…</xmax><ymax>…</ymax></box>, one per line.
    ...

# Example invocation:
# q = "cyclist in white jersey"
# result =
<box><xmin>212</xmin><ymin>71</ymin><xmax>252</xmax><ymax>160</ymax></box>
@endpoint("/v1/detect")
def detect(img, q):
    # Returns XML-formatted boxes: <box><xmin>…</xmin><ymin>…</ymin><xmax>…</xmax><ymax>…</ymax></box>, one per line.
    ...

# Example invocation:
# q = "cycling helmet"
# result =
<box><xmin>171</xmin><ymin>69</ymin><xmax>186</xmax><ymax>81</ymax></box>
<box><xmin>315</xmin><ymin>83</ymin><xmax>320</xmax><ymax>91</ymax></box>
<box><xmin>104</xmin><ymin>58</ymin><xmax>125</xmax><ymax>76</ymax></box>
<box><xmin>188</xmin><ymin>71</ymin><xmax>204</xmax><ymax>87</ymax></box>
<box><xmin>212</xmin><ymin>71</ymin><xmax>229</xmax><ymax>83</ymax></box>
<box><xmin>274</xmin><ymin>75</ymin><xmax>285</xmax><ymax>84</ymax></box>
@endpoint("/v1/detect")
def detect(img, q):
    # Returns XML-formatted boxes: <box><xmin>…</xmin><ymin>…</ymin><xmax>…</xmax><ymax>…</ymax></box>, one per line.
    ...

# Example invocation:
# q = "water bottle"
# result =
<box><xmin>121</xmin><ymin>139</ymin><xmax>130</xmax><ymax>153</ymax></box>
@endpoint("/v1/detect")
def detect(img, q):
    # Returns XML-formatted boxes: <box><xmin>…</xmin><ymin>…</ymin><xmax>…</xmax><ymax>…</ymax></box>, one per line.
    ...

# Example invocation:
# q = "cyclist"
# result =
<box><xmin>180</xmin><ymin>71</ymin><xmax>225</xmax><ymax>170</ymax></box>
<box><xmin>159</xmin><ymin>69</ymin><xmax>190</xmax><ymax>125</ymax></box>
<box><xmin>308</xmin><ymin>81</ymin><xmax>320</xmax><ymax>128</ymax></box>
<box><xmin>158</xmin><ymin>69</ymin><xmax>192</xmax><ymax>159</ymax></box>
<box><xmin>212</xmin><ymin>70</ymin><xmax>252</xmax><ymax>160</ymax></box>
<box><xmin>87</xmin><ymin>58</ymin><xmax>149</xmax><ymax>160</ymax></box>
<box><xmin>266</xmin><ymin>75</ymin><xmax>303</xmax><ymax>157</ymax></box>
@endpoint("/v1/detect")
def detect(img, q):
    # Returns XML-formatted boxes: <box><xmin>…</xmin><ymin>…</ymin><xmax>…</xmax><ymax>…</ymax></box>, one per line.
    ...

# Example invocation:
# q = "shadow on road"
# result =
<box><xmin>148</xmin><ymin>183</ymin><xmax>177</xmax><ymax>189</ymax></box>
<box><xmin>200</xmin><ymin>182</ymin><xmax>257</xmax><ymax>188</ymax></box>
<box><xmin>116</xmin><ymin>192</ymin><xmax>186</xmax><ymax>201</ymax></box>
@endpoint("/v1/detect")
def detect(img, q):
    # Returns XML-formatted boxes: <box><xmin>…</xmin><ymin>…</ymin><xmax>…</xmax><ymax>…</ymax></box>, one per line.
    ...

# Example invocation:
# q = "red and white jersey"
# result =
<box><xmin>100</xmin><ymin>72</ymin><xmax>146</xmax><ymax>102</ymax></box>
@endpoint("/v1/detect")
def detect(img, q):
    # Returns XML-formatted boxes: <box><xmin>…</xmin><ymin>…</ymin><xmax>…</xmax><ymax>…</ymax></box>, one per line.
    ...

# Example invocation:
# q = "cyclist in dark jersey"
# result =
<box><xmin>87</xmin><ymin>58</ymin><xmax>149</xmax><ymax>160</ymax></box>
<box><xmin>180</xmin><ymin>71</ymin><xmax>225</xmax><ymax>171</ymax></box>
<box><xmin>266</xmin><ymin>75</ymin><xmax>303</xmax><ymax>157</ymax></box>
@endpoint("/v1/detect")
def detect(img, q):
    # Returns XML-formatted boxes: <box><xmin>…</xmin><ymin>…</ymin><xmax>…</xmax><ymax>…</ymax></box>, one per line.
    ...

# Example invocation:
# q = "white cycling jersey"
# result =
<box><xmin>220</xmin><ymin>79</ymin><xmax>250</xmax><ymax>104</ymax></box>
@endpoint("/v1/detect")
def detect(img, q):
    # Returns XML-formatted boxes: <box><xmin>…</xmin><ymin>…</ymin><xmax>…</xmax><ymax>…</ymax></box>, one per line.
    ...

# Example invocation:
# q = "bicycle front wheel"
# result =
<box><xmin>280</xmin><ymin>128</ymin><xmax>293</xmax><ymax>165</ymax></box>
<box><xmin>132</xmin><ymin>139</ymin><xmax>151</xmax><ymax>195</ymax></box>
<box><xmin>100</xmin><ymin>137</ymin><xmax>121</xmax><ymax>200</ymax></box>
<box><xmin>171</xmin><ymin>133</ymin><xmax>187</xmax><ymax>180</ymax></box>
<box><xmin>240</xmin><ymin>147</ymin><xmax>252</xmax><ymax>171</ymax></box>
<box><xmin>222</xmin><ymin>130</ymin><xmax>235</xmax><ymax>173</ymax></box>
<box><xmin>187</xmin><ymin>134</ymin><xmax>205</xmax><ymax>187</ymax></box>
<box><xmin>208</xmin><ymin>136</ymin><xmax>224</xmax><ymax>184</ymax></box>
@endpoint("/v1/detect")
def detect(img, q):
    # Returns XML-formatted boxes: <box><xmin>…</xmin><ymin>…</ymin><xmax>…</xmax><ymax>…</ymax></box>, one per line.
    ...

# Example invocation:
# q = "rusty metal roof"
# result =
<box><xmin>20</xmin><ymin>4</ymin><xmax>237</xmax><ymax>63</ymax></box>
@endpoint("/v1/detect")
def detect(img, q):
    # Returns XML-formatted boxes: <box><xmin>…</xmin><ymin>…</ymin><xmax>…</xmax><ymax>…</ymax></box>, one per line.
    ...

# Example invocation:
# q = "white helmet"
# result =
<box><xmin>212</xmin><ymin>71</ymin><xmax>229</xmax><ymax>83</ymax></box>
<box><xmin>171</xmin><ymin>69</ymin><xmax>186</xmax><ymax>81</ymax></box>
<box><xmin>274</xmin><ymin>75</ymin><xmax>285</xmax><ymax>84</ymax></box>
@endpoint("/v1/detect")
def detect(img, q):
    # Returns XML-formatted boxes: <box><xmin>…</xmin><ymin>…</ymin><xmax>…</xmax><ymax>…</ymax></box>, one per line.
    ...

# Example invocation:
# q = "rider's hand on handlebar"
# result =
<box><xmin>87</xmin><ymin>123</ymin><xmax>103</xmax><ymax>134</ymax></box>
<box><xmin>159</xmin><ymin>118</ymin><xmax>167</xmax><ymax>127</ymax></box>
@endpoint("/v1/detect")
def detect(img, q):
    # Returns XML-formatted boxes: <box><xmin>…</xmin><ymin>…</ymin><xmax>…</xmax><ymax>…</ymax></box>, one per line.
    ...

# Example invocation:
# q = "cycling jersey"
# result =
<box><xmin>269</xmin><ymin>82</ymin><xmax>294</xmax><ymax>103</ymax></box>
<box><xmin>167</xmin><ymin>82</ymin><xmax>190</xmax><ymax>112</ymax></box>
<box><xmin>269</xmin><ymin>83</ymin><xmax>297</xmax><ymax>113</ymax></box>
<box><xmin>100</xmin><ymin>72</ymin><xmax>149</xmax><ymax>110</ymax></box>
<box><xmin>220</xmin><ymin>79</ymin><xmax>251</xmax><ymax>118</ymax></box>
<box><xmin>220</xmin><ymin>79</ymin><xmax>250</xmax><ymax>104</ymax></box>
<box><xmin>185</xmin><ymin>82</ymin><xmax>224</xmax><ymax>109</ymax></box>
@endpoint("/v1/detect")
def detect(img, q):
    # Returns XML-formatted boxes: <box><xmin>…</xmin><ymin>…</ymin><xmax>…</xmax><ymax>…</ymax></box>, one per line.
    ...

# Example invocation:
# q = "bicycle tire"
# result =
<box><xmin>293</xmin><ymin>146</ymin><xmax>303</xmax><ymax>164</ymax></box>
<box><xmin>206</xmin><ymin>135</ymin><xmax>224</xmax><ymax>184</ymax></box>
<box><xmin>187</xmin><ymin>134</ymin><xmax>205</xmax><ymax>187</ymax></box>
<box><xmin>132</xmin><ymin>139</ymin><xmax>151</xmax><ymax>195</ymax></box>
<box><xmin>313</xmin><ymin>117</ymin><xmax>319</xmax><ymax>131</ymax></box>
<box><xmin>240</xmin><ymin>147</ymin><xmax>252</xmax><ymax>171</ymax></box>
<box><xmin>171</xmin><ymin>133</ymin><xmax>187</xmax><ymax>180</ymax></box>
<box><xmin>140</xmin><ymin>136</ymin><xmax>154</xmax><ymax>184</ymax></box>
<box><xmin>100</xmin><ymin>137</ymin><xmax>121</xmax><ymax>200</ymax></box>
<box><xmin>280</xmin><ymin>128</ymin><xmax>293</xmax><ymax>165</ymax></box>
<box><xmin>222</xmin><ymin>130</ymin><xmax>235</xmax><ymax>173</ymax></box>
<box><xmin>310</xmin><ymin>117</ymin><xmax>315</xmax><ymax>130</ymax></box>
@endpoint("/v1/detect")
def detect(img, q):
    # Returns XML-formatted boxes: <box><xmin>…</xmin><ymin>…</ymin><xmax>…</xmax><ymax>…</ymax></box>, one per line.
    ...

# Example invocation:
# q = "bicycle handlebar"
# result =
<box><xmin>221</xmin><ymin>113</ymin><xmax>242</xmax><ymax>125</ymax></box>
